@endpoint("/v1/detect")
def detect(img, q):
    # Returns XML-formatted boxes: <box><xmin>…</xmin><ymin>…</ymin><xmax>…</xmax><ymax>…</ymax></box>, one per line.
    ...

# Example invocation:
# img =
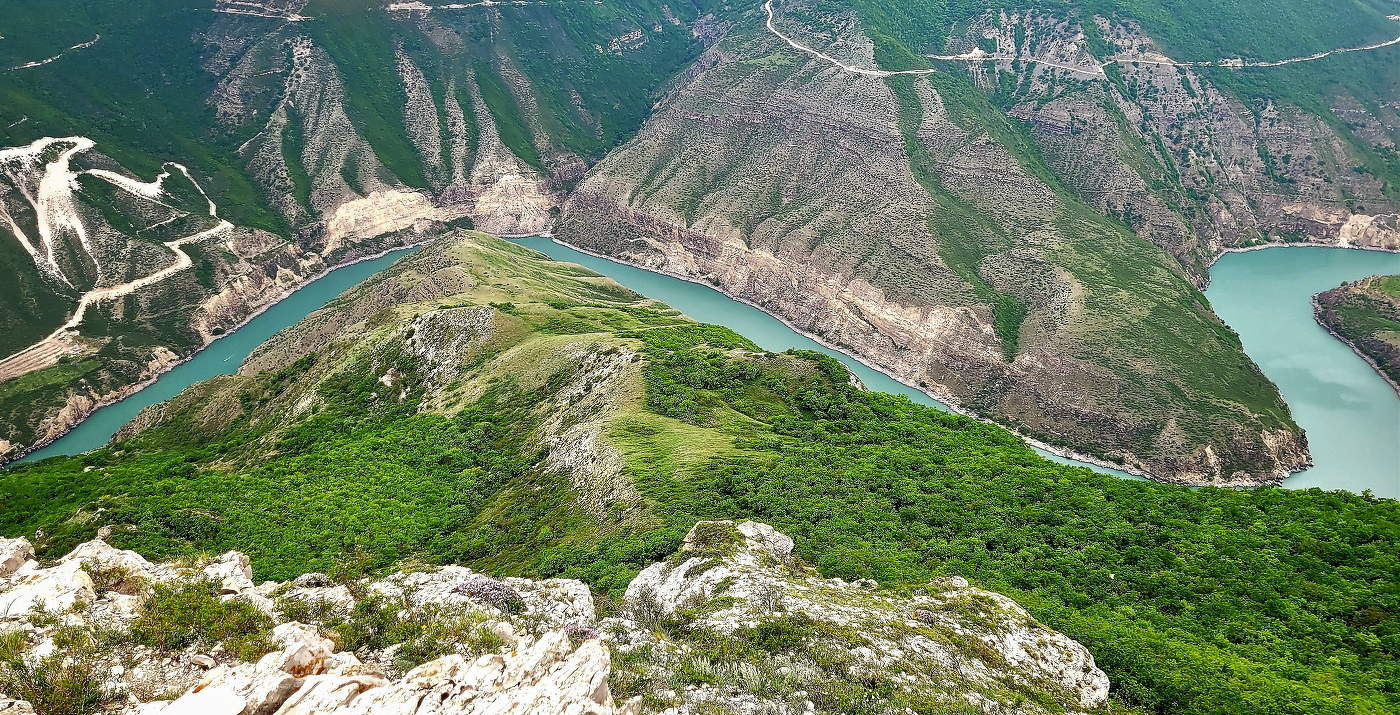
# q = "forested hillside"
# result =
<box><xmin>3</xmin><ymin>234</ymin><xmax>1397</xmax><ymax>713</ymax></box>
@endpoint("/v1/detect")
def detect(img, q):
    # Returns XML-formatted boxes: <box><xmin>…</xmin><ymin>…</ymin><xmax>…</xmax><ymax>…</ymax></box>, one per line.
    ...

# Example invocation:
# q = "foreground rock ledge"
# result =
<box><xmin>0</xmin><ymin>523</ymin><xmax>1110</xmax><ymax>714</ymax></box>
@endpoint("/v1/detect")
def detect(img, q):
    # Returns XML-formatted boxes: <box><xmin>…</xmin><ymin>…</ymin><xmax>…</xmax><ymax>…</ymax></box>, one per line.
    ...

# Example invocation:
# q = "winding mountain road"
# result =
<box><xmin>0</xmin><ymin>137</ymin><xmax>232</xmax><ymax>378</ymax></box>
<box><xmin>8</xmin><ymin>35</ymin><xmax>100</xmax><ymax>72</ymax></box>
<box><xmin>763</xmin><ymin>0</ymin><xmax>1400</xmax><ymax>79</ymax></box>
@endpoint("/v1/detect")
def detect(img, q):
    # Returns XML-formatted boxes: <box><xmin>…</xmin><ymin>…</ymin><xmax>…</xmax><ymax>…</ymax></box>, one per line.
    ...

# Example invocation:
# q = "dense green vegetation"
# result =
<box><xmin>2</xmin><ymin>236</ymin><xmax>1395</xmax><ymax>714</ymax></box>
<box><xmin>1314</xmin><ymin>274</ymin><xmax>1400</xmax><ymax>386</ymax></box>
<box><xmin>0</xmin><ymin>236</ymin><xmax>74</xmax><ymax>357</ymax></box>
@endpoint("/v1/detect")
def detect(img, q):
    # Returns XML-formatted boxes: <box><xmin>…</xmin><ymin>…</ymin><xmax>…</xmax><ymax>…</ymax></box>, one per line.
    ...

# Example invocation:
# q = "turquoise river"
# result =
<box><xmin>14</xmin><ymin>248</ymin><xmax>418</xmax><ymax>465</ymax></box>
<box><xmin>12</xmin><ymin>238</ymin><xmax>1399</xmax><ymax>497</ymax></box>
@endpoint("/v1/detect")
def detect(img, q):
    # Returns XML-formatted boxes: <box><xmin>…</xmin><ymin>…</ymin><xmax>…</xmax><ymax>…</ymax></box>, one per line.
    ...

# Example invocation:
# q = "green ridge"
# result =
<box><xmin>1</xmin><ymin>234</ymin><xmax>1395</xmax><ymax>714</ymax></box>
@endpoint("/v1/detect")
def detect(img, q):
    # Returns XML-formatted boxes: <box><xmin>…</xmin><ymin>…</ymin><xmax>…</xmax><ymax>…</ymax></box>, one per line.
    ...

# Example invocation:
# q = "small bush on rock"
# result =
<box><xmin>564</xmin><ymin>622</ymin><xmax>599</xmax><ymax>642</ymax></box>
<box><xmin>130</xmin><ymin>581</ymin><xmax>276</xmax><ymax>661</ymax></box>
<box><xmin>332</xmin><ymin>596</ymin><xmax>507</xmax><ymax>671</ymax></box>
<box><xmin>745</xmin><ymin>615</ymin><xmax>817</xmax><ymax>653</ymax></box>
<box><xmin>0</xmin><ymin>651</ymin><xmax>113</xmax><ymax>715</ymax></box>
<box><xmin>276</xmin><ymin>593</ymin><xmax>347</xmax><ymax>626</ymax></box>
<box><xmin>84</xmin><ymin>563</ymin><xmax>147</xmax><ymax>596</ymax></box>
<box><xmin>0</xmin><ymin>631</ymin><xmax>25</xmax><ymax>661</ymax></box>
<box><xmin>677</xmin><ymin>522</ymin><xmax>743</xmax><ymax>562</ymax></box>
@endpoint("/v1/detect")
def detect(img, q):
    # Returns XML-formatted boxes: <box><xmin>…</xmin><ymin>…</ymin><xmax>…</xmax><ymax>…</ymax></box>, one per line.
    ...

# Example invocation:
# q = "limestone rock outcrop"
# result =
<box><xmin>0</xmin><ymin>540</ymin><xmax>31</xmax><ymax>579</ymax></box>
<box><xmin>0</xmin><ymin>523</ymin><xmax>1110</xmax><ymax>714</ymax></box>
<box><xmin>612</xmin><ymin>521</ymin><xmax>1110</xmax><ymax>713</ymax></box>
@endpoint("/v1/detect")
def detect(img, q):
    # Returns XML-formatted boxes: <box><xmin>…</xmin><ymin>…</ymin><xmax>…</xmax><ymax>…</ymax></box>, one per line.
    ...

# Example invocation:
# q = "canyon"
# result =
<box><xmin>2</xmin><ymin>0</ymin><xmax>1397</xmax><ymax>485</ymax></box>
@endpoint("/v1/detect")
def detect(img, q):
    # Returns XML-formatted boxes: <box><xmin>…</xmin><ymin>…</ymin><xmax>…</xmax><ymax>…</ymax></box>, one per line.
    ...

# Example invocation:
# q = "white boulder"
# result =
<box><xmin>203</xmin><ymin>551</ymin><xmax>255</xmax><ymax>594</ymax></box>
<box><xmin>0</xmin><ymin>699</ymin><xmax>35</xmax><ymax>715</ymax></box>
<box><xmin>0</xmin><ymin>538</ymin><xmax>33</xmax><ymax>578</ymax></box>
<box><xmin>270</xmin><ymin>675</ymin><xmax>388</xmax><ymax>715</ymax></box>
<box><xmin>258</xmin><ymin>622</ymin><xmax>337</xmax><ymax>677</ymax></box>
<box><xmin>61</xmin><ymin>539</ymin><xmax>173</xmax><ymax>586</ymax></box>
<box><xmin>337</xmin><ymin>630</ymin><xmax>627</xmax><ymax>714</ymax></box>
<box><xmin>0</xmin><ymin>558</ymin><xmax>95</xmax><ymax>619</ymax></box>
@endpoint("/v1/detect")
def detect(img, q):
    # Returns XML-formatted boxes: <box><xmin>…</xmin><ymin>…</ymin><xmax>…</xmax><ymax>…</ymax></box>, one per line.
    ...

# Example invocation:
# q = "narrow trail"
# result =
<box><xmin>762</xmin><ymin>0</ymin><xmax>923</xmax><ymax>77</ymax></box>
<box><xmin>212</xmin><ymin>1</ymin><xmax>310</xmax><ymax>21</ymax></box>
<box><xmin>763</xmin><ymin>0</ymin><xmax>1400</xmax><ymax>79</ymax></box>
<box><xmin>0</xmin><ymin>137</ymin><xmax>233</xmax><ymax>378</ymax></box>
<box><xmin>8</xmin><ymin>35</ymin><xmax>100</xmax><ymax>71</ymax></box>
<box><xmin>48</xmin><ymin>220</ymin><xmax>232</xmax><ymax>337</ymax></box>
<box><xmin>386</xmin><ymin>0</ymin><xmax>554</xmax><ymax>11</ymax></box>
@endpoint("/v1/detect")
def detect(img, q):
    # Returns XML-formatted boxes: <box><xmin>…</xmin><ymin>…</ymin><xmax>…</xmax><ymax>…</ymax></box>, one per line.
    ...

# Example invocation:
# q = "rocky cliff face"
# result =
<box><xmin>0</xmin><ymin>522</ymin><xmax>1111</xmax><ymax>714</ymax></box>
<box><xmin>943</xmin><ymin>10</ymin><xmax>1400</xmax><ymax>280</ymax></box>
<box><xmin>556</xmin><ymin>0</ymin><xmax>1316</xmax><ymax>485</ymax></box>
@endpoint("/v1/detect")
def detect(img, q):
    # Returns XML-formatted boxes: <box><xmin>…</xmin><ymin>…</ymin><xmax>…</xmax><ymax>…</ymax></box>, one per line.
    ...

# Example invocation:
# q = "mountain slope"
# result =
<box><xmin>1</xmin><ymin>0</ymin><xmax>1396</xmax><ymax>476</ymax></box>
<box><xmin>556</xmin><ymin>0</ymin><xmax>1324</xmax><ymax>484</ymax></box>
<box><xmin>0</xmin><ymin>0</ymin><xmax>725</xmax><ymax>461</ymax></box>
<box><xmin>2</xmin><ymin>233</ymin><xmax>1398</xmax><ymax>713</ymax></box>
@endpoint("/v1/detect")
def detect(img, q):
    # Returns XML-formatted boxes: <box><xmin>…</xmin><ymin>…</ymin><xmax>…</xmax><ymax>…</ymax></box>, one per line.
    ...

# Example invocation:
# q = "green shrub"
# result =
<box><xmin>745</xmin><ymin>616</ymin><xmax>816</xmax><ymax>654</ymax></box>
<box><xmin>0</xmin><ymin>630</ymin><xmax>26</xmax><ymax>661</ymax></box>
<box><xmin>130</xmin><ymin>582</ymin><xmax>276</xmax><ymax>661</ymax></box>
<box><xmin>0</xmin><ymin>652</ymin><xmax>113</xmax><ymax>715</ymax></box>
<box><xmin>329</xmin><ymin>596</ymin><xmax>506</xmax><ymax>671</ymax></box>
<box><xmin>678</xmin><ymin>522</ymin><xmax>744</xmax><ymax>561</ymax></box>
<box><xmin>84</xmin><ymin>563</ymin><xmax>147</xmax><ymax>596</ymax></box>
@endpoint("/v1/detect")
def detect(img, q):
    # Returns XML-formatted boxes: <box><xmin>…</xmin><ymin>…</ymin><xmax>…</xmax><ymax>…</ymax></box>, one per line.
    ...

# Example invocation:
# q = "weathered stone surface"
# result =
<box><xmin>323</xmin><ymin>190</ymin><xmax>449</xmax><ymax>250</ymax></box>
<box><xmin>270</xmin><ymin>675</ymin><xmax>389</xmax><ymax>715</ymax></box>
<box><xmin>3</xmin><ymin>524</ymin><xmax>1107</xmax><ymax>715</ymax></box>
<box><xmin>0</xmin><ymin>557</ymin><xmax>95</xmax><ymax>619</ymax></box>
<box><xmin>0</xmin><ymin>538</ymin><xmax>33</xmax><ymax>578</ymax></box>
<box><xmin>162</xmin><ymin>664</ymin><xmax>301</xmax><ymax>715</ymax></box>
<box><xmin>60</xmin><ymin>539</ymin><xmax>174</xmax><ymax>585</ymax></box>
<box><xmin>203</xmin><ymin>551</ymin><xmax>256</xmax><ymax>595</ymax></box>
<box><xmin>259</xmin><ymin>622</ymin><xmax>337</xmax><ymax>677</ymax></box>
<box><xmin>617</xmin><ymin>521</ymin><xmax>1110</xmax><ymax>713</ymax></box>
<box><xmin>370</xmin><ymin>566</ymin><xmax>596</xmax><ymax>633</ymax></box>
<box><xmin>336</xmin><ymin>632</ymin><xmax>619</xmax><ymax>714</ymax></box>
<box><xmin>0</xmin><ymin>699</ymin><xmax>35</xmax><ymax>715</ymax></box>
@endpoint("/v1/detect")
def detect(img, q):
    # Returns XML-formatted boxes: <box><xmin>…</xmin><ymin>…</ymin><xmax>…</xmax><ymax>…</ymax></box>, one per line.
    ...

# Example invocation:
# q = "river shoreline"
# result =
<box><xmin>531</xmin><ymin>236</ymin><xmax>1169</xmax><ymax>483</ymax></box>
<box><xmin>1201</xmin><ymin>241</ymin><xmax>1400</xmax><ymax>286</ymax></box>
<box><xmin>1311</xmin><ymin>295</ymin><xmax>1400</xmax><ymax>398</ymax></box>
<box><xmin>540</xmin><ymin>236</ymin><xmax>1400</xmax><ymax>487</ymax></box>
<box><xmin>2</xmin><ymin>239</ymin><xmax>426</xmax><ymax>468</ymax></box>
